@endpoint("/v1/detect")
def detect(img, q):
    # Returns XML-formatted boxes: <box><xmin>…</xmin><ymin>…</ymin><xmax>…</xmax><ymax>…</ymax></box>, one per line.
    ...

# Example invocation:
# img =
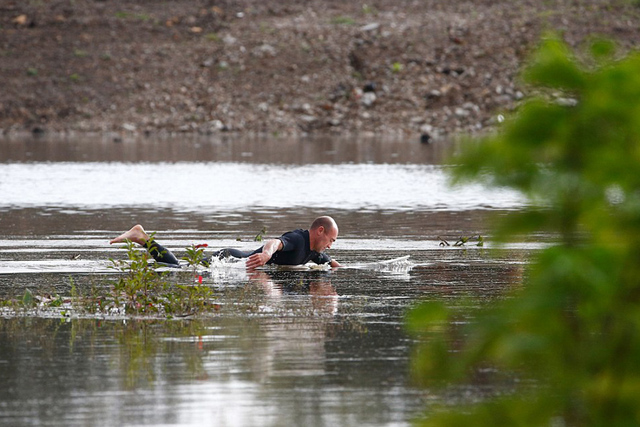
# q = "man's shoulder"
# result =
<box><xmin>279</xmin><ymin>229</ymin><xmax>308</xmax><ymax>249</ymax></box>
<box><xmin>281</xmin><ymin>228</ymin><xmax>306</xmax><ymax>236</ymax></box>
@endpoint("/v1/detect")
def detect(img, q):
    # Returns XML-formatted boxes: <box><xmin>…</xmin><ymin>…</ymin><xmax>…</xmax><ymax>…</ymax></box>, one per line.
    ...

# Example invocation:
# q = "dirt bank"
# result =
<box><xmin>2</xmin><ymin>0</ymin><xmax>640</xmax><ymax>140</ymax></box>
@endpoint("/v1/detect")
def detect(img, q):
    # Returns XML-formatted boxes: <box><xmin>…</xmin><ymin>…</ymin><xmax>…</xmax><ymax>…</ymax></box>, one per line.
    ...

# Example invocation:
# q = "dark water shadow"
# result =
<box><xmin>0</xmin><ymin>133</ymin><xmax>451</xmax><ymax>165</ymax></box>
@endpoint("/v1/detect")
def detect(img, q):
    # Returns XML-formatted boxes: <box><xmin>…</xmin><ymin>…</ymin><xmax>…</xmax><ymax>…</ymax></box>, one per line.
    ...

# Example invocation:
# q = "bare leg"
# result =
<box><xmin>109</xmin><ymin>224</ymin><xmax>149</xmax><ymax>246</ymax></box>
<box><xmin>110</xmin><ymin>224</ymin><xmax>181</xmax><ymax>266</ymax></box>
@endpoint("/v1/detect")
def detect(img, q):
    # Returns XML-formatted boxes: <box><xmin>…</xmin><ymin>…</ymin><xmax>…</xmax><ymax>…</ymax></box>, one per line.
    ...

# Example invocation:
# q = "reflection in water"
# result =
<box><xmin>0</xmin><ymin>134</ymin><xmax>449</xmax><ymax>165</ymax></box>
<box><xmin>0</xmin><ymin>267</ymin><xmax>428</xmax><ymax>426</ymax></box>
<box><xmin>0</xmin><ymin>318</ymin><xmax>211</xmax><ymax>425</ymax></box>
<box><xmin>309</xmin><ymin>279</ymin><xmax>340</xmax><ymax>315</ymax></box>
<box><xmin>248</xmin><ymin>269</ymin><xmax>339</xmax><ymax>316</ymax></box>
<box><xmin>0</xmin><ymin>242</ymin><xmax>530</xmax><ymax>426</ymax></box>
<box><xmin>0</xmin><ymin>135</ymin><xmax>536</xmax><ymax>426</ymax></box>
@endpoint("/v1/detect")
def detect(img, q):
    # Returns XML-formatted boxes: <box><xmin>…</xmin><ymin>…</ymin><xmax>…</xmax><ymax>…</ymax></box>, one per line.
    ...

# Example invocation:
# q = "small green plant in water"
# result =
<box><xmin>22</xmin><ymin>289</ymin><xmax>35</xmax><ymax>308</ymax></box>
<box><xmin>106</xmin><ymin>237</ymin><xmax>216</xmax><ymax>317</ymax></box>
<box><xmin>108</xmin><ymin>237</ymin><xmax>168</xmax><ymax>315</ymax></box>
<box><xmin>438</xmin><ymin>235</ymin><xmax>484</xmax><ymax>247</ymax></box>
<box><xmin>182</xmin><ymin>243</ymin><xmax>209</xmax><ymax>268</ymax></box>
<box><xmin>164</xmin><ymin>284</ymin><xmax>215</xmax><ymax>317</ymax></box>
<box><xmin>181</xmin><ymin>243</ymin><xmax>210</xmax><ymax>297</ymax></box>
<box><xmin>254</xmin><ymin>226</ymin><xmax>267</xmax><ymax>242</ymax></box>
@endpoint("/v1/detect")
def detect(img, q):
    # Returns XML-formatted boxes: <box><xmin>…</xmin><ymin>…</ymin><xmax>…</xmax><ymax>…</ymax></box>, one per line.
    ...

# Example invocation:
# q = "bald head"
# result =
<box><xmin>310</xmin><ymin>216</ymin><xmax>338</xmax><ymax>233</ymax></box>
<box><xmin>309</xmin><ymin>216</ymin><xmax>339</xmax><ymax>252</ymax></box>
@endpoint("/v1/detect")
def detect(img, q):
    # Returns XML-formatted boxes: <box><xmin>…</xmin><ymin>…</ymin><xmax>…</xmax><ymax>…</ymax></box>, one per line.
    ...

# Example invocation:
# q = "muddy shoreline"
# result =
<box><xmin>2</xmin><ymin>0</ymin><xmax>640</xmax><ymax>141</ymax></box>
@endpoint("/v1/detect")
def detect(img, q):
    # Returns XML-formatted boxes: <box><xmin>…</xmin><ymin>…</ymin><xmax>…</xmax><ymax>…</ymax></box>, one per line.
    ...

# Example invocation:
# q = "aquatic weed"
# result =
<box><xmin>0</xmin><ymin>240</ymin><xmax>220</xmax><ymax>319</ymax></box>
<box><xmin>108</xmin><ymin>238</ymin><xmax>169</xmax><ymax>315</ymax></box>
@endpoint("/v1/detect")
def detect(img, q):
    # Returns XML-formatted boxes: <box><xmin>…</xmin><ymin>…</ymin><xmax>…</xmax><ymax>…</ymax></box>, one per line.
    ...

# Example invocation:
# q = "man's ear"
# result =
<box><xmin>318</xmin><ymin>226</ymin><xmax>325</xmax><ymax>234</ymax></box>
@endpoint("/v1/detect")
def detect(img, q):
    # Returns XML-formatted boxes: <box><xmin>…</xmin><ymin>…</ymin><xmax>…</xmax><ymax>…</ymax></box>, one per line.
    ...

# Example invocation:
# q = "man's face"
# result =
<box><xmin>314</xmin><ymin>226</ymin><xmax>338</xmax><ymax>252</ymax></box>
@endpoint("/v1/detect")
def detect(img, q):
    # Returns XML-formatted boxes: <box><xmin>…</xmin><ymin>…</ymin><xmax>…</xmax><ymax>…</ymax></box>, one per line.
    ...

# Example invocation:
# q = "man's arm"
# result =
<box><xmin>245</xmin><ymin>238</ymin><xmax>283</xmax><ymax>270</ymax></box>
<box><xmin>330</xmin><ymin>259</ymin><xmax>341</xmax><ymax>268</ymax></box>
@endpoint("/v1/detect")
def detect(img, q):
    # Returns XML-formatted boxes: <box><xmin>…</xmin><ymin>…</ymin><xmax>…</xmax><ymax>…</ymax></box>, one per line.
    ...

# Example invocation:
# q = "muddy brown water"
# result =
<box><xmin>0</xmin><ymin>135</ymin><xmax>535</xmax><ymax>426</ymax></box>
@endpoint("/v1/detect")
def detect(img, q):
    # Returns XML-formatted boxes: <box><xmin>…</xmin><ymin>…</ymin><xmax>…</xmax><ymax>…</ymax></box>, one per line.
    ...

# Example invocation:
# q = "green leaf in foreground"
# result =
<box><xmin>408</xmin><ymin>33</ymin><xmax>640</xmax><ymax>426</ymax></box>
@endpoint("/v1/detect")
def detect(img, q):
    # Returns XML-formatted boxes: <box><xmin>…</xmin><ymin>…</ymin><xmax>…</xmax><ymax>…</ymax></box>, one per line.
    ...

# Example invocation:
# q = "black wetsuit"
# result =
<box><xmin>146</xmin><ymin>229</ymin><xmax>331</xmax><ymax>267</ymax></box>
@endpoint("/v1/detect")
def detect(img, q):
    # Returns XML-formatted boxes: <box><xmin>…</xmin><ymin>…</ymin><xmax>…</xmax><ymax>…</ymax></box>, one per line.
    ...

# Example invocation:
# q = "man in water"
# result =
<box><xmin>109</xmin><ymin>216</ymin><xmax>341</xmax><ymax>269</ymax></box>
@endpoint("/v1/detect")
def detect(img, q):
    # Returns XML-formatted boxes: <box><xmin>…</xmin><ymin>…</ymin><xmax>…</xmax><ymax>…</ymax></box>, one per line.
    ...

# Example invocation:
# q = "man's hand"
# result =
<box><xmin>245</xmin><ymin>238</ymin><xmax>283</xmax><ymax>270</ymax></box>
<box><xmin>246</xmin><ymin>252</ymin><xmax>271</xmax><ymax>270</ymax></box>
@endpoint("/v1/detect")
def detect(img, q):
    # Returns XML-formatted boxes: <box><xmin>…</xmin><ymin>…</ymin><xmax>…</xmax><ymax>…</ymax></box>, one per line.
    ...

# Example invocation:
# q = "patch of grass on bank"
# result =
<box><xmin>331</xmin><ymin>15</ymin><xmax>356</xmax><ymax>26</ymax></box>
<box><xmin>115</xmin><ymin>11</ymin><xmax>152</xmax><ymax>21</ymax></box>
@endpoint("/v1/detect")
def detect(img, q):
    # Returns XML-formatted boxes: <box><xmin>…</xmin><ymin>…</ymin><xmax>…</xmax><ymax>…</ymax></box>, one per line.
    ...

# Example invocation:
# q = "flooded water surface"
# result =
<box><xmin>0</xmin><ymin>135</ymin><xmax>532</xmax><ymax>426</ymax></box>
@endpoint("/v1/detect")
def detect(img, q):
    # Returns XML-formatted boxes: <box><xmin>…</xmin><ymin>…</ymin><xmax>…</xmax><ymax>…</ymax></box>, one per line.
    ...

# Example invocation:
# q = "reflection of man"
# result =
<box><xmin>248</xmin><ymin>270</ymin><xmax>339</xmax><ymax>316</ymax></box>
<box><xmin>110</xmin><ymin>216</ymin><xmax>341</xmax><ymax>270</ymax></box>
<box><xmin>309</xmin><ymin>279</ymin><xmax>339</xmax><ymax>316</ymax></box>
<box><xmin>243</xmin><ymin>271</ymin><xmax>337</xmax><ymax>383</ymax></box>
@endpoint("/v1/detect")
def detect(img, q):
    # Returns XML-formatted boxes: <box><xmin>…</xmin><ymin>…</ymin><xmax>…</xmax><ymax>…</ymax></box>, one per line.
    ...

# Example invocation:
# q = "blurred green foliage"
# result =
<box><xmin>408</xmin><ymin>33</ymin><xmax>640</xmax><ymax>426</ymax></box>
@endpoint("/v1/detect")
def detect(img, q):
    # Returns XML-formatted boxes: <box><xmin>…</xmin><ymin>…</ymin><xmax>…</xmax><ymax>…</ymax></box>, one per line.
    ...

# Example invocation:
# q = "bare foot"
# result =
<box><xmin>109</xmin><ymin>224</ymin><xmax>149</xmax><ymax>246</ymax></box>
